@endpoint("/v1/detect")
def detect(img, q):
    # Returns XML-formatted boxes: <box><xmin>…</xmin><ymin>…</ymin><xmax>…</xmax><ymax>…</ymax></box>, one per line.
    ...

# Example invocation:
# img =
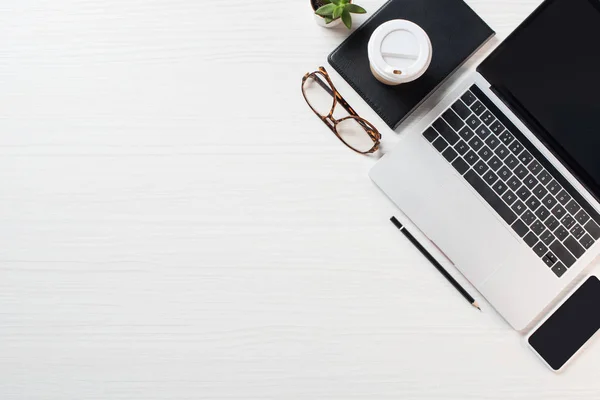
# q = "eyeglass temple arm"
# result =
<box><xmin>313</xmin><ymin>75</ymin><xmax>377</xmax><ymax>135</ymax></box>
<box><xmin>313</xmin><ymin>76</ymin><xmax>357</xmax><ymax>117</ymax></box>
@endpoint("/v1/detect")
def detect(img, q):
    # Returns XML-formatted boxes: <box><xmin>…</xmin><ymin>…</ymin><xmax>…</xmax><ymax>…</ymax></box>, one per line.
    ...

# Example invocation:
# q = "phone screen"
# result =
<box><xmin>528</xmin><ymin>276</ymin><xmax>600</xmax><ymax>370</ymax></box>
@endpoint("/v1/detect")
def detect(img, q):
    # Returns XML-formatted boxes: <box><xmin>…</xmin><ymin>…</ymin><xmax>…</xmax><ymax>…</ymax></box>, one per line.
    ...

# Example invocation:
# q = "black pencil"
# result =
<box><xmin>390</xmin><ymin>216</ymin><xmax>481</xmax><ymax>311</ymax></box>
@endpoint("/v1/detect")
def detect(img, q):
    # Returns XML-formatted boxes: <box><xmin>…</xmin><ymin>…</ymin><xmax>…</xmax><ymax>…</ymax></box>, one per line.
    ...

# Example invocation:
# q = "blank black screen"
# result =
<box><xmin>479</xmin><ymin>0</ymin><xmax>600</xmax><ymax>199</ymax></box>
<box><xmin>528</xmin><ymin>276</ymin><xmax>600</xmax><ymax>370</ymax></box>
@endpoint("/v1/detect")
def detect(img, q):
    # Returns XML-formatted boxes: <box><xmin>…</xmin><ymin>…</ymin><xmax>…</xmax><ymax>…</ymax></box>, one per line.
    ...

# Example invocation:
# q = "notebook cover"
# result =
<box><xmin>328</xmin><ymin>0</ymin><xmax>495</xmax><ymax>129</ymax></box>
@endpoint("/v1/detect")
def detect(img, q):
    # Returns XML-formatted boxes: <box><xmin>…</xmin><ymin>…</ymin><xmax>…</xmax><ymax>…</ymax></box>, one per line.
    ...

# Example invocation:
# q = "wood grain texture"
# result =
<box><xmin>0</xmin><ymin>0</ymin><xmax>598</xmax><ymax>398</ymax></box>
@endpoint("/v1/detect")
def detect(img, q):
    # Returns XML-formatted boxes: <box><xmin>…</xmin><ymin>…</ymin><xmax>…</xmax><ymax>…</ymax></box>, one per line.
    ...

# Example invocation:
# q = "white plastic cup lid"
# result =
<box><xmin>368</xmin><ymin>20</ymin><xmax>432</xmax><ymax>84</ymax></box>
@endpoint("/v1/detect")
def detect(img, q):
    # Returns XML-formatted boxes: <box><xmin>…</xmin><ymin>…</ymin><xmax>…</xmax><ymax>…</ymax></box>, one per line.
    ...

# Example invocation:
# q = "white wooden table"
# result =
<box><xmin>1</xmin><ymin>1</ymin><xmax>598</xmax><ymax>398</ymax></box>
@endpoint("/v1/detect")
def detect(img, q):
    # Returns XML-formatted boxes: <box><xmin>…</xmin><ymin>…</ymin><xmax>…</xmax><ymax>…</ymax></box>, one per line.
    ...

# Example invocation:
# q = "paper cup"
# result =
<box><xmin>368</xmin><ymin>20</ymin><xmax>433</xmax><ymax>85</ymax></box>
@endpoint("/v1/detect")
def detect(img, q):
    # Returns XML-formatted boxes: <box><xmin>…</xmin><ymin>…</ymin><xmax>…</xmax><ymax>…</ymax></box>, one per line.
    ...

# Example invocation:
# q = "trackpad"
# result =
<box><xmin>391</xmin><ymin>155</ymin><xmax>517</xmax><ymax>286</ymax></box>
<box><xmin>433</xmin><ymin>174</ymin><xmax>516</xmax><ymax>284</ymax></box>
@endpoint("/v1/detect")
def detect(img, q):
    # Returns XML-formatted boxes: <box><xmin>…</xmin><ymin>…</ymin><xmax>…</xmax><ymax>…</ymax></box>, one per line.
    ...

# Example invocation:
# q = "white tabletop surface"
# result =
<box><xmin>1</xmin><ymin>0</ymin><xmax>599</xmax><ymax>398</ymax></box>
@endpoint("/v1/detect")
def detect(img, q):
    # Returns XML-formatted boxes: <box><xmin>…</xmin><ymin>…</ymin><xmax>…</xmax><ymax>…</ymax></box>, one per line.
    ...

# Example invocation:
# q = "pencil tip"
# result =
<box><xmin>472</xmin><ymin>302</ymin><xmax>481</xmax><ymax>311</ymax></box>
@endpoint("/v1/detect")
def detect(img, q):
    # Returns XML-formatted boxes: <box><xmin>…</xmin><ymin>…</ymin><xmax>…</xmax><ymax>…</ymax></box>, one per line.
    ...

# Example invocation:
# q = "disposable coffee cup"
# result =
<box><xmin>368</xmin><ymin>20</ymin><xmax>432</xmax><ymax>86</ymax></box>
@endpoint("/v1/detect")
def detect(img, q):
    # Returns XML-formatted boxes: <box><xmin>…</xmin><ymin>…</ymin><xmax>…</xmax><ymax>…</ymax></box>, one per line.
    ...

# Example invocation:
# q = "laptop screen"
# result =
<box><xmin>478</xmin><ymin>0</ymin><xmax>600</xmax><ymax>200</ymax></box>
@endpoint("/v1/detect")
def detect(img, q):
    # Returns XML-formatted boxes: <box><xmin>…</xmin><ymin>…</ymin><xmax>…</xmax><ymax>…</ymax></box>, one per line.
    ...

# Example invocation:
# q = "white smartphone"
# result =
<box><xmin>526</xmin><ymin>274</ymin><xmax>600</xmax><ymax>372</ymax></box>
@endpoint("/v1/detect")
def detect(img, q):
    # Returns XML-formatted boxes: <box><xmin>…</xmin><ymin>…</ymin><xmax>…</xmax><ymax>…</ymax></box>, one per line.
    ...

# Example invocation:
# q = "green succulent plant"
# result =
<box><xmin>315</xmin><ymin>0</ymin><xmax>367</xmax><ymax>29</ymax></box>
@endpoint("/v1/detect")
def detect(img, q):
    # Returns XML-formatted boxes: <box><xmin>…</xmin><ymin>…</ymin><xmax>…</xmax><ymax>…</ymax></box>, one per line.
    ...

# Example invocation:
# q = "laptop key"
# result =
<box><xmin>492</xmin><ymin>180</ymin><xmax>508</xmax><ymax>195</ymax></box>
<box><xmin>461</xmin><ymin>91</ymin><xmax>476</xmax><ymax>106</ymax></box>
<box><xmin>502</xmin><ymin>190</ymin><xmax>517</xmax><ymax>206</ymax></box>
<box><xmin>488</xmin><ymin>156</ymin><xmax>502</xmax><ymax>171</ymax></box>
<box><xmin>579</xmin><ymin>234</ymin><xmax>595</xmax><ymax>249</ymax></box>
<box><xmin>507</xmin><ymin>176</ymin><xmax>521</xmax><ymax>191</ymax></box>
<box><xmin>511</xmin><ymin>200</ymin><xmax>526</xmax><ymax>216</ymax></box>
<box><xmin>485</xmin><ymin>135</ymin><xmax>500</xmax><ymax>150</ymax></box>
<box><xmin>552</xmin><ymin>262</ymin><xmax>567</xmax><ymax>278</ymax></box>
<box><xmin>561</xmin><ymin>215</ymin><xmax>576</xmax><ymax>229</ymax></box>
<box><xmin>519</xmin><ymin>150</ymin><xmax>533</xmax><ymax>166</ymax></box>
<box><xmin>516</xmin><ymin>186</ymin><xmax>531</xmax><ymax>201</ymax></box>
<box><xmin>555</xmin><ymin>225</ymin><xmax>569</xmax><ymax>241</ymax></box>
<box><xmin>547</xmin><ymin>180</ymin><xmax>561</xmax><ymax>195</ymax></box>
<box><xmin>458</xmin><ymin>126</ymin><xmax>475</xmax><ymax>141</ymax></box>
<box><xmin>455</xmin><ymin>140</ymin><xmax>469</xmax><ymax>155</ymax></box>
<box><xmin>523</xmin><ymin>174</ymin><xmax>538</xmax><ymax>190</ymax></box>
<box><xmin>545</xmin><ymin>216</ymin><xmax>560</xmax><ymax>231</ymax></box>
<box><xmin>509</xmin><ymin>140</ymin><xmax>523</xmax><ymax>155</ymax></box>
<box><xmin>480</xmin><ymin>110</ymin><xmax>494</xmax><ymax>125</ymax></box>
<box><xmin>537</xmin><ymin>170</ymin><xmax>551</xmax><ymax>185</ymax></box>
<box><xmin>514</xmin><ymin>164</ymin><xmax>529</xmax><ymax>180</ymax></box>
<box><xmin>490</xmin><ymin>121</ymin><xmax>505</xmax><ymax>135</ymax></box>
<box><xmin>544</xmin><ymin>195</ymin><xmax>558</xmax><ymax>211</ymax></box>
<box><xmin>504</xmin><ymin>154</ymin><xmax>519</xmax><ymax>170</ymax></box>
<box><xmin>432</xmin><ymin>137</ymin><xmax>448</xmax><ymax>152</ymax></box>
<box><xmin>531</xmin><ymin>220</ymin><xmax>545</xmax><ymax>235</ymax></box>
<box><xmin>549</xmin><ymin>241</ymin><xmax>576</xmax><ymax>268</ymax></box>
<box><xmin>528</xmin><ymin>160</ymin><xmax>542</xmax><ymax>175</ymax></box>
<box><xmin>451</xmin><ymin>100</ymin><xmax>471</xmax><ymax>120</ymax></box>
<box><xmin>452</xmin><ymin>157</ymin><xmax>470</xmax><ymax>175</ymax></box>
<box><xmin>540</xmin><ymin>230</ymin><xmax>556</xmax><ymax>246</ymax></box>
<box><xmin>465</xmin><ymin>170</ymin><xmax>517</xmax><ymax>225</ymax></box>
<box><xmin>475</xmin><ymin>125</ymin><xmax>492</xmax><ymax>140</ymax></box>
<box><xmin>542</xmin><ymin>252</ymin><xmax>557</xmax><ymax>267</ymax></box>
<box><xmin>470</xmin><ymin>101</ymin><xmax>485</xmax><ymax>115</ymax></box>
<box><xmin>466</xmin><ymin>115</ymin><xmax>481</xmax><ymax>130</ymax></box>
<box><xmin>584</xmin><ymin>220</ymin><xmax>600</xmax><ymax>240</ymax></box>
<box><xmin>442</xmin><ymin>109</ymin><xmax>465</xmax><ymax>131</ymax></box>
<box><xmin>556</xmin><ymin>189</ymin><xmax>571</xmax><ymax>205</ymax></box>
<box><xmin>574</xmin><ymin>209</ymin><xmax>590</xmax><ymax>225</ymax></box>
<box><xmin>570</xmin><ymin>224</ymin><xmax>585</xmax><ymax>240</ymax></box>
<box><xmin>535</xmin><ymin>206</ymin><xmax>550</xmax><ymax>222</ymax></box>
<box><xmin>434</xmin><ymin>119</ymin><xmax>460</xmax><ymax>145</ymax></box>
<box><xmin>497</xmin><ymin>166</ymin><xmax>512</xmax><ymax>182</ymax></box>
<box><xmin>526</xmin><ymin>196</ymin><xmax>541</xmax><ymax>212</ymax></box>
<box><xmin>469</xmin><ymin>137</ymin><xmax>484</xmax><ymax>151</ymax></box>
<box><xmin>499</xmin><ymin>130</ymin><xmax>514</xmax><ymax>144</ymax></box>
<box><xmin>483</xmin><ymin>170</ymin><xmax>499</xmax><ymax>185</ymax></box>
<box><xmin>533</xmin><ymin>241</ymin><xmax>548</xmax><ymax>257</ymax></box>
<box><xmin>522</xmin><ymin>210</ymin><xmax>536</xmax><ymax>225</ymax></box>
<box><xmin>423</xmin><ymin>127</ymin><xmax>438</xmax><ymax>142</ymax></box>
<box><xmin>464</xmin><ymin>150</ymin><xmax>479</xmax><ymax>166</ymax></box>
<box><xmin>494</xmin><ymin>144</ymin><xmax>509</xmax><ymax>160</ymax></box>
<box><xmin>442</xmin><ymin>147</ymin><xmax>458</xmax><ymax>163</ymax></box>
<box><xmin>564</xmin><ymin>236</ymin><xmax>585</xmax><ymax>258</ymax></box>
<box><xmin>565</xmin><ymin>199</ymin><xmax>580</xmax><ymax>215</ymax></box>
<box><xmin>532</xmin><ymin>184</ymin><xmax>548</xmax><ymax>200</ymax></box>
<box><xmin>512</xmin><ymin>219</ymin><xmax>529</xmax><ymax>237</ymax></box>
<box><xmin>474</xmin><ymin>160</ymin><xmax>488</xmax><ymax>176</ymax></box>
<box><xmin>524</xmin><ymin>232</ymin><xmax>538</xmax><ymax>247</ymax></box>
<box><xmin>478</xmin><ymin>146</ymin><xmax>493</xmax><ymax>161</ymax></box>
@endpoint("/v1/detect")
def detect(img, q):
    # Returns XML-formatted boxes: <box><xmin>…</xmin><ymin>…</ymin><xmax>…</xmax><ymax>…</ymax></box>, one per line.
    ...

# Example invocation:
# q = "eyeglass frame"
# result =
<box><xmin>301</xmin><ymin>66</ymin><xmax>381</xmax><ymax>154</ymax></box>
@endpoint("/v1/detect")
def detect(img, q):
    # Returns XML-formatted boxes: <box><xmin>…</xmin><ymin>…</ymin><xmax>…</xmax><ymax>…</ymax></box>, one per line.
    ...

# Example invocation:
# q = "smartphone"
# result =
<box><xmin>526</xmin><ymin>275</ymin><xmax>600</xmax><ymax>372</ymax></box>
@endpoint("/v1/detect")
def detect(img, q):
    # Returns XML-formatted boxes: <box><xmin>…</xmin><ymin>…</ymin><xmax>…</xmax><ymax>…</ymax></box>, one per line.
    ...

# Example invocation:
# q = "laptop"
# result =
<box><xmin>370</xmin><ymin>0</ymin><xmax>600</xmax><ymax>330</ymax></box>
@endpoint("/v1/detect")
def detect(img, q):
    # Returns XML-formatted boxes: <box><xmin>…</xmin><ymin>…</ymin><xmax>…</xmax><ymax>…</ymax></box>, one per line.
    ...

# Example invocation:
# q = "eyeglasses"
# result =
<box><xmin>302</xmin><ymin>66</ymin><xmax>381</xmax><ymax>154</ymax></box>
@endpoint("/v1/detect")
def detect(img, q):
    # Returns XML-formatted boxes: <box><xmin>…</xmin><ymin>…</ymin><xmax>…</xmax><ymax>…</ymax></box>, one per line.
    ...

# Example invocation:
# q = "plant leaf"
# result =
<box><xmin>341</xmin><ymin>8</ymin><xmax>352</xmax><ymax>29</ymax></box>
<box><xmin>330</xmin><ymin>0</ymin><xmax>342</xmax><ymax>5</ymax></box>
<box><xmin>324</xmin><ymin>16</ymin><xmax>334</xmax><ymax>24</ymax></box>
<box><xmin>332</xmin><ymin>5</ymin><xmax>344</xmax><ymax>19</ymax></box>
<box><xmin>315</xmin><ymin>3</ymin><xmax>336</xmax><ymax>16</ymax></box>
<box><xmin>346</xmin><ymin>4</ymin><xmax>367</xmax><ymax>14</ymax></box>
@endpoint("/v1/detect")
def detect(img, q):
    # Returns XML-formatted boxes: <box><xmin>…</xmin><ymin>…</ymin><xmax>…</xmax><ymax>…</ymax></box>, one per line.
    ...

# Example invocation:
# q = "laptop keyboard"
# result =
<box><xmin>422</xmin><ymin>85</ymin><xmax>600</xmax><ymax>278</ymax></box>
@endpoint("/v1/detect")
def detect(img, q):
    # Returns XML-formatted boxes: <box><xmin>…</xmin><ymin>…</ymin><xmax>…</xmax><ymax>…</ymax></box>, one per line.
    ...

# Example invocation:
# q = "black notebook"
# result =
<box><xmin>328</xmin><ymin>0</ymin><xmax>494</xmax><ymax>129</ymax></box>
